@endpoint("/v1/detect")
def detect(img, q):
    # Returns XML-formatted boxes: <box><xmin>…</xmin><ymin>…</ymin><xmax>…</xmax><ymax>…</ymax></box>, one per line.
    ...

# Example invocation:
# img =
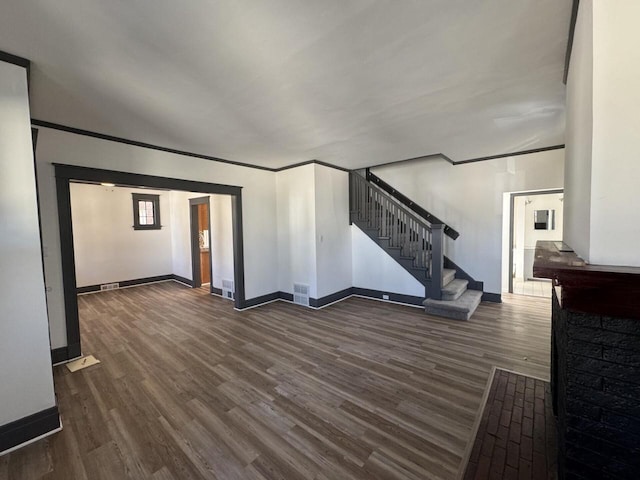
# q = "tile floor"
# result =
<box><xmin>512</xmin><ymin>278</ymin><xmax>553</xmax><ymax>298</ymax></box>
<box><xmin>463</xmin><ymin>369</ymin><xmax>557</xmax><ymax>480</ymax></box>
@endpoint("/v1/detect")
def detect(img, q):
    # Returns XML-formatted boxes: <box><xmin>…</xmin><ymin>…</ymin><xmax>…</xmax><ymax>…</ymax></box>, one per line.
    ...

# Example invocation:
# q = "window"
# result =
<box><xmin>132</xmin><ymin>193</ymin><xmax>161</xmax><ymax>230</ymax></box>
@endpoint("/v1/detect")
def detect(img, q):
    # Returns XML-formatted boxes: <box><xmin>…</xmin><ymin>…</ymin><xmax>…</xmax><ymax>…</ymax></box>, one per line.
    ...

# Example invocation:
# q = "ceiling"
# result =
<box><xmin>0</xmin><ymin>1</ymin><xmax>572</xmax><ymax>170</ymax></box>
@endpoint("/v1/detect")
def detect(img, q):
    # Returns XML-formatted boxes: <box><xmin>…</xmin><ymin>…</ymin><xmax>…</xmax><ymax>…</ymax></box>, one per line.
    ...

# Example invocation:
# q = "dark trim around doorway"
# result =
<box><xmin>53</xmin><ymin>164</ymin><xmax>246</xmax><ymax>362</ymax></box>
<box><xmin>189</xmin><ymin>196</ymin><xmax>212</xmax><ymax>291</ymax></box>
<box><xmin>508</xmin><ymin>189</ymin><xmax>564</xmax><ymax>294</ymax></box>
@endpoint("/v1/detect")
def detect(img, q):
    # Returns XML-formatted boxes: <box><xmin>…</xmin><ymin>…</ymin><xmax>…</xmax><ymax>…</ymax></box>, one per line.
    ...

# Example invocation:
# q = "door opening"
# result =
<box><xmin>503</xmin><ymin>189</ymin><xmax>563</xmax><ymax>298</ymax></box>
<box><xmin>53</xmin><ymin>164</ymin><xmax>246</xmax><ymax>362</ymax></box>
<box><xmin>189</xmin><ymin>196</ymin><xmax>212</xmax><ymax>290</ymax></box>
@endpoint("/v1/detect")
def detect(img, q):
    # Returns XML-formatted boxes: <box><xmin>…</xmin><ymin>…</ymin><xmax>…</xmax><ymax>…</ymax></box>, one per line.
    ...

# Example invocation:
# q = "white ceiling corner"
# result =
<box><xmin>0</xmin><ymin>0</ymin><xmax>572</xmax><ymax>169</ymax></box>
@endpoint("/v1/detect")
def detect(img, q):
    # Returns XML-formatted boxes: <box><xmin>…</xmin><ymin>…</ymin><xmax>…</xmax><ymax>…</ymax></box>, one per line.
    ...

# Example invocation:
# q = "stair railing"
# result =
<box><xmin>350</xmin><ymin>172</ymin><xmax>444</xmax><ymax>299</ymax></box>
<box><xmin>365</xmin><ymin>169</ymin><xmax>459</xmax><ymax>240</ymax></box>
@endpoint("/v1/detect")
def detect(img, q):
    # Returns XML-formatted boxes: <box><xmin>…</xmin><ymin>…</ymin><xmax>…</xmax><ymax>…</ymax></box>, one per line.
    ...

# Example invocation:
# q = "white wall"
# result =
<box><xmin>501</xmin><ymin>192</ymin><xmax>511</xmax><ymax>291</ymax></box>
<box><xmin>169</xmin><ymin>190</ymin><xmax>193</xmax><ymax>281</ymax></box>
<box><xmin>169</xmin><ymin>191</ymin><xmax>234</xmax><ymax>290</ymax></box>
<box><xmin>314</xmin><ymin>165</ymin><xmax>352</xmax><ymax>298</ymax></box>
<box><xmin>523</xmin><ymin>194</ymin><xmax>564</xmax><ymax>249</ymax></box>
<box><xmin>210</xmin><ymin>194</ymin><xmax>235</xmax><ymax>291</ymax></box>
<box><xmin>372</xmin><ymin>149</ymin><xmax>564</xmax><ymax>294</ymax></box>
<box><xmin>589</xmin><ymin>0</ymin><xmax>640</xmax><ymax>266</ymax></box>
<box><xmin>35</xmin><ymin>128</ymin><xmax>278</xmax><ymax>349</ymax></box>
<box><xmin>513</xmin><ymin>196</ymin><xmax>526</xmax><ymax>280</ymax></box>
<box><xmin>563</xmin><ymin>0</ymin><xmax>593</xmax><ymax>262</ymax></box>
<box><xmin>276</xmin><ymin>164</ymin><xmax>317</xmax><ymax>297</ymax></box>
<box><xmin>351</xmin><ymin>227</ymin><xmax>425</xmax><ymax>297</ymax></box>
<box><xmin>0</xmin><ymin>61</ymin><xmax>57</xmax><ymax>427</ymax></box>
<box><xmin>70</xmin><ymin>184</ymin><xmax>172</xmax><ymax>287</ymax></box>
<box><xmin>275</xmin><ymin>164</ymin><xmax>353</xmax><ymax>300</ymax></box>
<box><xmin>564</xmin><ymin>0</ymin><xmax>640</xmax><ymax>267</ymax></box>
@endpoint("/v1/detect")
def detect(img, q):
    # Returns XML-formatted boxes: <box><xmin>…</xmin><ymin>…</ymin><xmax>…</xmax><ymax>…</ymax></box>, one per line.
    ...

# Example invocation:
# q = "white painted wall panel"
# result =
<box><xmin>589</xmin><ymin>0</ymin><xmax>640</xmax><ymax>266</ymax></box>
<box><xmin>210</xmin><ymin>194</ymin><xmax>235</xmax><ymax>291</ymax></box>
<box><xmin>169</xmin><ymin>190</ymin><xmax>193</xmax><ymax>281</ymax></box>
<box><xmin>276</xmin><ymin>165</ymin><xmax>317</xmax><ymax>297</ymax></box>
<box><xmin>0</xmin><ymin>61</ymin><xmax>56</xmax><ymax>426</ymax></box>
<box><xmin>70</xmin><ymin>184</ymin><xmax>172</xmax><ymax>287</ymax></box>
<box><xmin>351</xmin><ymin>227</ymin><xmax>425</xmax><ymax>297</ymax></box>
<box><xmin>563</xmin><ymin>0</ymin><xmax>593</xmax><ymax>262</ymax></box>
<box><xmin>314</xmin><ymin>165</ymin><xmax>352</xmax><ymax>299</ymax></box>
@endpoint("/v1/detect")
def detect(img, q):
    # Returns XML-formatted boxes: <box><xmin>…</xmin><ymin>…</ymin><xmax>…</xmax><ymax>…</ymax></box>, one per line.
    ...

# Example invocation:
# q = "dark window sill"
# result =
<box><xmin>133</xmin><ymin>225</ymin><xmax>162</xmax><ymax>231</ymax></box>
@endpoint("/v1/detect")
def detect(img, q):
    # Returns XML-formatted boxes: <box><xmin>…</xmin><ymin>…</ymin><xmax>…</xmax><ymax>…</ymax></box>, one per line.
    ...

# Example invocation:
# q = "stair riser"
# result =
<box><xmin>423</xmin><ymin>290</ymin><xmax>482</xmax><ymax>321</ymax></box>
<box><xmin>441</xmin><ymin>279</ymin><xmax>469</xmax><ymax>301</ymax></box>
<box><xmin>441</xmin><ymin>291</ymin><xmax>464</xmax><ymax>301</ymax></box>
<box><xmin>443</xmin><ymin>271</ymin><xmax>456</xmax><ymax>286</ymax></box>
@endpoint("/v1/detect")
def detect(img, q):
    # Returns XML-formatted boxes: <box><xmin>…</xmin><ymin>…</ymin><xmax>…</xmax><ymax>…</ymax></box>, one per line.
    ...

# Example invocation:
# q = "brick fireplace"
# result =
<box><xmin>551</xmin><ymin>290</ymin><xmax>640</xmax><ymax>478</ymax></box>
<box><xmin>536</xmin><ymin>241</ymin><xmax>640</xmax><ymax>479</ymax></box>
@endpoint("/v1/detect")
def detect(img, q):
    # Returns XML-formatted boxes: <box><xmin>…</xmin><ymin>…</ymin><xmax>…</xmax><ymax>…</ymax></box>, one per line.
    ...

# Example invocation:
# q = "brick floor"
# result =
<box><xmin>464</xmin><ymin>369</ymin><xmax>558</xmax><ymax>480</ymax></box>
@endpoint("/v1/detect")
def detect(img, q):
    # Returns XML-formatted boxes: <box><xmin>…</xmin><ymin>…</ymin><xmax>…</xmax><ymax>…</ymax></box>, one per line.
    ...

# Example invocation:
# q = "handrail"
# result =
<box><xmin>365</xmin><ymin>169</ymin><xmax>459</xmax><ymax>240</ymax></box>
<box><xmin>350</xmin><ymin>171</ymin><xmax>444</xmax><ymax>297</ymax></box>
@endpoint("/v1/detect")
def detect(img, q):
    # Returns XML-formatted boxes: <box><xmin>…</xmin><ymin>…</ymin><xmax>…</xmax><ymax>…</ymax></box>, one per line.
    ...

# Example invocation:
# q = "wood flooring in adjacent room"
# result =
<box><xmin>0</xmin><ymin>282</ymin><xmax>551</xmax><ymax>480</ymax></box>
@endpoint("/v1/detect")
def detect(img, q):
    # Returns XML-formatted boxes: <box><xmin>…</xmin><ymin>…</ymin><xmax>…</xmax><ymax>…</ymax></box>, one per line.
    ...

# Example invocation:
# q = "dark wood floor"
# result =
<box><xmin>1</xmin><ymin>282</ymin><xmax>551</xmax><ymax>480</ymax></box>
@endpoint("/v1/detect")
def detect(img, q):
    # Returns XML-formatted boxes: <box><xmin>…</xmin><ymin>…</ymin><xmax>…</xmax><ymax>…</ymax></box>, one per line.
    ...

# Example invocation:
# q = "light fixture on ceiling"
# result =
<box><xmin>101</xmin><ymin>183</ymin><xmax>115</xmax><ymax>187</ymax></box>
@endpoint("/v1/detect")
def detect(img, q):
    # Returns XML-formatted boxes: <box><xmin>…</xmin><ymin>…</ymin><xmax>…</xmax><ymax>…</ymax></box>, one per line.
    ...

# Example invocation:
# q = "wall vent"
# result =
<box><xmin>100</xmin><ymin>282</ymin><xmax>119</xmax><ymax>291</ymax></box>
<box><xmin>222</xmin><ymin>279</ymin><xmax>234</xmax><ymax>300</ymax></box>
<box><xmin>293</xmin><ymin>283</ymin><xmax>310</xmax><ymax>307</ymax></box>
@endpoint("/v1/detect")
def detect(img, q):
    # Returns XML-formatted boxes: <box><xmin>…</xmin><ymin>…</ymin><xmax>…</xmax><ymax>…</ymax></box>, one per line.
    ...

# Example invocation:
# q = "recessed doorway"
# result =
<box><xmin>53</xmin><ymin>164</ymin><xmax>246</xmax><ymax>362</ymax></box>
<box><xmin>503</xmin><ymin>189</ymin><xmax>563</xmax><ymax>298</ymax></box>
<box><xmin>190</xmin><ymin>196</ymin><xmax>212</xmax><ymax>289</ymax></box>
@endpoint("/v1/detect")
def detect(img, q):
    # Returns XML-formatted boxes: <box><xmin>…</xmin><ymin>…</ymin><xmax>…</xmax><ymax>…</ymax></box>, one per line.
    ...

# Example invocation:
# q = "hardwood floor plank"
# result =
<box><xmin>3</xmin><ymin>282</ymin><xmax>551</xmax><ymax>479</ymax></box>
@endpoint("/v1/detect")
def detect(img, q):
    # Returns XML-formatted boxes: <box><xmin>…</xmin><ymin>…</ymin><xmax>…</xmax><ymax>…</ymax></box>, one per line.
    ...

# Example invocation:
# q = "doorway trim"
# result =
<box><xmin>189</xmin><ymin>196</ymin><xmax>212</xmax><ymax>291</ymax></box>
<box><xmin>54</xmin><ymin>164</ymin><xmax>246</xmax><ymax>361</ymax></box>
<box><xmin>507</xmin><ymin>189</ymin><xmax>563</xmax><ymax>294</ymax></box>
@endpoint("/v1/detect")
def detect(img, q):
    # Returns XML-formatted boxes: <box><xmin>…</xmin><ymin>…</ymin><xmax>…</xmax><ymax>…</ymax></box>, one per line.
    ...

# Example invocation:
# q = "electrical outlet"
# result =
<box><xmin>382</xmin><ymin>294</ymin><xmax>389</xmax><ymax>300</ymax></box>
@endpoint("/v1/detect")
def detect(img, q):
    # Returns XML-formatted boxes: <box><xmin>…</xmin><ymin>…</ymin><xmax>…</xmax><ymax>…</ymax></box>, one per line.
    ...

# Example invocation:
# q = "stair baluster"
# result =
<box><xmin>350</xmin><ymin>171</ymin><xmax>440</xmax><ymax>289</ymax></box>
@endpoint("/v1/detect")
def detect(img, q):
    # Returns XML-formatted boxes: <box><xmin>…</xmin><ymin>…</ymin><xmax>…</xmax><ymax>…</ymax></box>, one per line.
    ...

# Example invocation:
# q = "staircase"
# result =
<box><xmin>350</xmin><ymin>171</ymin><xmax>483</xmax><ymax>320</ymax></box>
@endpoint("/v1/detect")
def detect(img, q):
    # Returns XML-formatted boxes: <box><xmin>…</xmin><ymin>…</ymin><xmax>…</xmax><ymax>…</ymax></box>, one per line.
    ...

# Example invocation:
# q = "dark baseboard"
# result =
<box><xmin>0</xmin><ymin>406</ymin><xmax>60</xmax><ymax>454</ymax></box>
<box><xmin>51</xmin><ymin>342</ymin><xmax>82</xmax><ymax>365</ymax></box>
<box><xmin>482</xmin><ymin>292</ymin><xmax>502</xmax><ymax>303</ymax></box>
<box><xmin>51</xmin><ymin>347</ymin><xmax>69</xmax><ymax>364</ymax></box>
<box><xmin>171</xmin><ymin>274</ymin><xmax>194</xmax><ymax>287</ymax></box>
<box><xmin>211</xmin><ymin>286</ymin><xmax>223</xmax><ymax>295</ymax></box>
<box><xmin>77</xmin><ymin>274</ymin><xmax>173</xmax><ymax>294</ymax></box>
<box><xmin>352</xmin><ymin>287</ymin><xmax>425</xmax><ymax>306</ymax></box>
<box><xmin>239</xmin><ymin>291</ymin><xmax>282</xmax><ymax>309</ymax></box>
<box><xmin>309</xmin><ymin>288</ymin><xmax>353</xmax><ymax>308</ymax></box>
<box><xmin>67</xmin><ymin>342</ymin><xmax>82</xmax><ymax>359</ymax></box>
<box><xmin>279</xmin><ymin>292</ymin><xmax>294</xmax><ymax>302</ymax></box>
<box><xmin>240</xmin><ymin>287</ymin><xmax>426</xmax><ymax>310</ymax></box>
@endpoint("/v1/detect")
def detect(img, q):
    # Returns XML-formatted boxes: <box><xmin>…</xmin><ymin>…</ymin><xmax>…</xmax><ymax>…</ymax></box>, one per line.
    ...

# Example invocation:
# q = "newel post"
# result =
<box><xmin>430</xmin><ymin>223</ymin><xmax>444</xmax><ymax>300</ymax></box>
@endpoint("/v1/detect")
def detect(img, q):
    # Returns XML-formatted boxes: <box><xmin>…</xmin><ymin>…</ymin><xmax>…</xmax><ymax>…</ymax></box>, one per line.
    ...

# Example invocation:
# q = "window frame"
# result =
<box><xmin>132</xmin><ymin>193</ymin><xmax>161</xmax><ymax>230</ymax></box>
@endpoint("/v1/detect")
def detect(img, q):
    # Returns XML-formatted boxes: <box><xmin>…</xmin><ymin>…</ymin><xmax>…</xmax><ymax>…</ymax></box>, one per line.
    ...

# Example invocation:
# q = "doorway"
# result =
<box><xmin>190</xmin><ymin>197</ymin><xmax>212</xmax><ymax>289</ymax></box>
<box><xmin>53</xmin><ymin>164</ymin><xmax>246</xmax><ymax>362</ymax></box>
<box><xmin>504</xmin><ymin>189</ymin><xmax>563</xmax><ymax>298</ymax></box>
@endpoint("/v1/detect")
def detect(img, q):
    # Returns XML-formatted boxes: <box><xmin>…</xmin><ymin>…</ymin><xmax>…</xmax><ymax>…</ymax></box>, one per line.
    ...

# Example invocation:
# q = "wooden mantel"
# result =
<box><xmin>533</xmin><ymin>240</ymin><xmax>640</xmax><ymax>320</ymax></box>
